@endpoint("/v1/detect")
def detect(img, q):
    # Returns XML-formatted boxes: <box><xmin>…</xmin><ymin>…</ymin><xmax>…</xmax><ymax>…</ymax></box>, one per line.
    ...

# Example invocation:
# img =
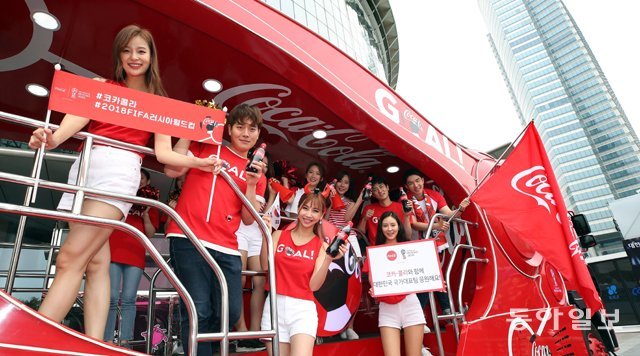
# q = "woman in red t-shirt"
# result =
<box><xmin>260</xmin><ymin>192</ymin><xmax>347</xmax><ymax>356</ymax></box>
<box><xmin>104</xmin><ymin>169</ymin><xmax>159</xmax><ymax>345</ymax></box>
<box><xmin>373</xmin><ymin>211</ymin><xmax>430</xmax><ymax>356</ymax></box>
<box><xmin>28</xmin><ymin>25</ymin><xmax>217</xmax><ymax>339</ymax></box>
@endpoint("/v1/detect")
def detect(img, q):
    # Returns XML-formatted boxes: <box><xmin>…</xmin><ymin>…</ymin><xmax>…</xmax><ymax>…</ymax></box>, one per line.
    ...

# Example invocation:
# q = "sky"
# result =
<box><xmin>389</xmin><ymin>0</ymin><xmax>640</xmax><ymax>152</ymax></box>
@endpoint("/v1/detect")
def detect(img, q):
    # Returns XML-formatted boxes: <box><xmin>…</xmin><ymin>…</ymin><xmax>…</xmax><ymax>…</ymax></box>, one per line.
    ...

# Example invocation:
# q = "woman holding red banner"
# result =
<box><xmin>28</xmin><ymin>25</ymin><xmax>217</xmax><ymax>339</ymax></box>
<box><xmin>372</xmin><ymin>211</ymin><xmax>430</xmax><ymax>356</ymax></box>
<box><xmin>260</xmin><ymin>191</ymin><xmax>347</xmax><ymax>356</ymax></box>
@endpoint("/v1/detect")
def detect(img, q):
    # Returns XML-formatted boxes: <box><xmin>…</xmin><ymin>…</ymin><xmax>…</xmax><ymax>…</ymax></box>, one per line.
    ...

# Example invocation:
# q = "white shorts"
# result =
<box><xmin>58</xmin><ymin>146</ymin><xmax>141</xmax><ymax>217</ymax></box>
<box><xmin>378</xmin><ymin>294</ymin><xmax>425</xmax><ymax>329</ymax></box>
<box><xmin>261</xmin><ymin>294</ymin><xmax>318</xmax><ymax>343</ymax></box>
<box><xmin>236</xmin><ymin>221</ymin><xmax>263</xmax><ymax>257</ymax></box>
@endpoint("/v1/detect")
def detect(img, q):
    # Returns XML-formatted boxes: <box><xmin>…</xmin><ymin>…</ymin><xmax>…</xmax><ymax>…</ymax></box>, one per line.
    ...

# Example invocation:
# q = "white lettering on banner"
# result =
<box><xmin>374</xmin><ymin>88</ymin><xmax>465</xmax><ymax>168</ymax></box>
<box><xmin>531</xmin><ymin>342</ymin><xmax>551</xmax><ymax>356</ymax></box>
<box><xmin>511</xmin><ymin>166</ymin><xmax>561</xmax><ymax>223</ymax></box>
<box><xmin>276</xmin><ymin>243</ymin><xmax>315</xmax><ymax>260</ymax></box>
<box><xmin>375</xmin><ymin>88</ymin><xmax>400</xmax><ymax>124</ymax></box>
<box><xmin>569</xmin><ymin>240</ymin><xmax>582</xmax><ymax>258</ymax></box>
<box><xmin>214</xmin><ymin>84</ymin><xmax>390</xmax><ymax>170</ymax></box>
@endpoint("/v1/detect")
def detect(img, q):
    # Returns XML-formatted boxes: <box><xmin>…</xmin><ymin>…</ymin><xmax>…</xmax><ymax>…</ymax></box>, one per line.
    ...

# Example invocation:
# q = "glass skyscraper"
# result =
<box><xmin>478</xmin><ymin>0</ymin><xmax>640</xmax><ymax>254</ymax></box>
<box><xmin>261</xmin><ymin>0</ymin><xmax>399</xmax><ymax>88</ymax></box>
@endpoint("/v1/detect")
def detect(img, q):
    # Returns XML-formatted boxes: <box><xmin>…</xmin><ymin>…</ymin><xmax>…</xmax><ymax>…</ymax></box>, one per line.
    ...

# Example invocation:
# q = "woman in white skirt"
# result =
<box><xmin>260</xmin><ymin>192</ymin><xmax>347</xmax><ymax>356</ymax></box>
<box><xmin>373</xmin><ymin>211</ymin><xmax>430</xmax><ymax>356</ymax></box>
<box><xmin>28</xmin><ymin>25</ymin><xmax>217</xmax><ymax>339</ymax></box>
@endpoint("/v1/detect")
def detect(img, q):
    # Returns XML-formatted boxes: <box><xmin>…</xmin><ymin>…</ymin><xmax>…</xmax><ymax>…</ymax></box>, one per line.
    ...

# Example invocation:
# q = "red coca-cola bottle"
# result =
<box><xmin>362</xmin><ymin>176</ymin><xmax>373</xmax><ymax>200</ymax></box>
<box><xmin>399</xmin><ymin>187</ymin><xmax>412</xmax><ymax>213</ymax></box>
<box><xmin>326</xmin><ymin>222</ymin><xmax>352</xmax><ymax>257</ymax></box>
<box><xmin>246</xmin><ymin>143</ymin><xmax>266</xmax><ymax>173</ymax></box>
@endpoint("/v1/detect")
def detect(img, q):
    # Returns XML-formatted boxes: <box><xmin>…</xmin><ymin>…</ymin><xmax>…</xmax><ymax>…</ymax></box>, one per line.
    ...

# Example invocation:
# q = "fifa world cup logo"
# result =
<box><xmin>401</xmin><ymin>249</ymin><xmax>406</xmax><ymax>259</ymax></box>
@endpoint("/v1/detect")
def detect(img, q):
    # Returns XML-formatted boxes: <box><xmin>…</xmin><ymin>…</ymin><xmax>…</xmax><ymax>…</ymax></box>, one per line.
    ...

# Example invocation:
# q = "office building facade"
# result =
<box><xmin>478</xmin><ymin>0</ymin><xmax>640</xmax><ymax>254</ymax></box>
<box><xmin>261</xmin><ymin>0</ymin><xmax>399</xmax><ymax>87</ymax></box>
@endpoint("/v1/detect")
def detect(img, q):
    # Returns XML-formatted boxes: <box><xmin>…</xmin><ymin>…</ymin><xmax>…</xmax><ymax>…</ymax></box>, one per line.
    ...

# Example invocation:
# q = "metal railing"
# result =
<box><xmin>0</xmin><ymin>110</ymin><xmax>279</xmax><ymax>355</ymax></box>
<box><xmin>423</xmin><ymin>212</ymin><xmax>487</xmax><ymax>356</ymax></box>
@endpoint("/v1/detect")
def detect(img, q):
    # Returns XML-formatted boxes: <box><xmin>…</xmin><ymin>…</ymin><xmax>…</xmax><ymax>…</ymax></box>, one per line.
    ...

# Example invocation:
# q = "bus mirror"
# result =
<box><xmin>579</xmin><ymin>234</ymin><xmax>597</xmax><ymax>249</ymax></box>
<box><xmin>571</xmin><ymin>214</ymin><xmax>591</xmax><ymax>236</ymax></box>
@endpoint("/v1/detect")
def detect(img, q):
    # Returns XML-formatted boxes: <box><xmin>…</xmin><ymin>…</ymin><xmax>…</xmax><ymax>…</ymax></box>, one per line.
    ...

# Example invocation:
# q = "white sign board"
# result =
<box><xmin>367</xmin><ymin>239</ymin><xmax>445</xmax><ymax>297</ymax></box>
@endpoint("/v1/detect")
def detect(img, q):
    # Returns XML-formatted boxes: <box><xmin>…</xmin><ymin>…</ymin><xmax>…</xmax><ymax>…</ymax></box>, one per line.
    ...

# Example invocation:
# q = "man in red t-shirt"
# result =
<box><xmin>164</xmin><ymin>104</ymin><xmax>267</xmax><ymax>355</ymax></box>
<box><xmin>403</xmin><ymin>167</ymin><xmax>469</xmax><ymax>315</ymax></box>
<box><xmin>357</xmin><ymin>176</ymin><xmax>412</xmax><ymax>247</ymax></box>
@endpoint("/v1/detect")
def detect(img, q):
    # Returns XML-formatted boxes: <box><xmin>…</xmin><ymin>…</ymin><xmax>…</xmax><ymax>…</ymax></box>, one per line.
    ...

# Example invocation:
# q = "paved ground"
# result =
<box><xmin>615</xmin><ymin>332</ymin><xmax>640</xmax><ymax>355</ymax></box>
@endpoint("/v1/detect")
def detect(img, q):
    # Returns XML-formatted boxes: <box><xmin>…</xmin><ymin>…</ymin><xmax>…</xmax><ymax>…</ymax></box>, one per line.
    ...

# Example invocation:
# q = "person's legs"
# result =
<box><xmin>209</xmin><ymin>249</ymin><xmax>243</xmax><ymax>350</ymax></box>
<box><xmin>289</xmin><ymin>334</ymin><xmax>315</xmax><ymax>356</ymax></box>
<box><xmin>436</xmin><ymin>292</ymin><xmax>451</xmax><ymax>313</ymax></box>
<box><xmin>119</xmin><ymin>264</ymin><xmax>144</xmax><ymax>341</ymax></box>
<box><xmin>247</xmin><ymin>255</ymin><xmax>266</xmax><ymax>331</ymax></box>
<box><xmin>104</xmin><ymin>263</ymin><xmax>124</xmax><ymax>341</ymax></box>
<box><xmin>171</xmin><ymin>238</ymin><xmax>216</xmax><ymax>355</ymax></box>
<box><xmin>380</xmin><ymin>327</ymin><xmax>401</xmax><ymax>356</ymax></box>
<box><xmin>84</xmin><ymin>236</ymin><xmax>113</xmax><ymax>339</ymax></box>
<box><xmin>403</xmin><ymin>324</ymin><xmax>425</xmax><ymax>356</ymax></box>
<box><xmin>39</xmin><ymin>200</ymin><xmax>121</xmax><ymax>339</ymax></box>
<box><xmin>235</xmin><ymin>249</ymin><xmax>249</xmax><ymax>332</ymax></box>
<box><xmin>264</xmin><ymin>341</ymin><xmax>289</xmax><ymax>356</ymax></box>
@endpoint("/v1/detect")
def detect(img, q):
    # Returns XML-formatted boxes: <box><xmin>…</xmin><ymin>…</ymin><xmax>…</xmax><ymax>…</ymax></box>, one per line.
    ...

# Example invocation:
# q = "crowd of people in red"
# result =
<box><xmin>28</xmin><ymin>24</ymin><xmax>469</xmax><ymax>356</ymax></box>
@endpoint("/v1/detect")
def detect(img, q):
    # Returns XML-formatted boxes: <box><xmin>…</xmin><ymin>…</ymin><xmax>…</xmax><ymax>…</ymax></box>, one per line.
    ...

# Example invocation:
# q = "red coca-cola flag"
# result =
<box><xmin>472</xmin><ymin>123</ymin><xmax>603</xmax><ymax>315</ymax></box>
<box><xmin>48</xmin><ymin>70</ymin><xmax>225</xmax><ymax>144</ymax></box>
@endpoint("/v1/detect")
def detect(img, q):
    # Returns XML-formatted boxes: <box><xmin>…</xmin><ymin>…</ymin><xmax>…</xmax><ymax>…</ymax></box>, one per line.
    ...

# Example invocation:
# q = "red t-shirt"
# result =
<box><xmin>271</xmin><ymin>229</ymin><xmax>323</xmax><ymax>301</ymax></box>
<box><xmin>362</xmin><ymin>202</ymin><xmax>406</xmax><ymax>246</ymax></box>
<box><xmin>166</xmin><ymin>144</ymin><xmax>267</xmax><ymax>255</ymax></box>
<box><xmin>110</xmin><ymin>208</ymin><xmax>159</xmax><ymax>269</ymax></box>
<box><xmin>411</xmin><ymin>189</ymin><xmax>448</xmax><ymax>240</ymax></box>
<box><xmin>84</xmin><ymin>81</ymin><xmax>152</xmax><ymax>156</ymax></box>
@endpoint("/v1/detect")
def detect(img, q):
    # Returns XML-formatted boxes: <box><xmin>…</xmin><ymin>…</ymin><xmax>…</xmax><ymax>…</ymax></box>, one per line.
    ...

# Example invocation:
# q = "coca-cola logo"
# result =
<box><xmin>214</xmin><ymin>84</ymin><xmax>392</xmax><ymax>170</ymax></box>
<box><xmin>386</xmin><ymin>250</ymin><xmax>397</xmax><ymax>261</ymax></box>
<box><xmin>511</xmin><ymin>166</ymin><xmax>559</xmax><ymax>222</ymax></box>
<box><xmin>531</xmin><ymin>341</ymin><xmax>551</xmax><ymax>356</ymax></box>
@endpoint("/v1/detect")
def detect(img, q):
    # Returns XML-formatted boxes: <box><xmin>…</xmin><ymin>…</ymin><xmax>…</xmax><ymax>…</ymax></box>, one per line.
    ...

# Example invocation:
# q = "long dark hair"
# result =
<box><xmin>334</xmin><ymin>170</ymin><xmax>356</xmax><ymax>201</ymax></box>
<box><xmin>112</xmin><ymin>24</ymin><xmax>167</xmax><ymax>96</ymax></box>
<box><xmin>375</xmin><ymin>211</ymin><xmax>407</xmax><ymax>246</ymax></box>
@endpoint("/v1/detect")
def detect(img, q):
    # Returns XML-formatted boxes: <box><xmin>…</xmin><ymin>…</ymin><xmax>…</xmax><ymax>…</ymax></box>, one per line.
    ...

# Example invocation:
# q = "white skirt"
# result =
<box><xmin>58</xmin><ymin>146</ymin><xmax>141</xmax><ymax>217</ymax></box>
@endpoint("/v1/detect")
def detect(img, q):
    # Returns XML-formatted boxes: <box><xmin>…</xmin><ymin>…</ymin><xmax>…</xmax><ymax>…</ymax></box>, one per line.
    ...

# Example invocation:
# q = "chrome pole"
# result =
<box><xmin>5</xmin><ymin>154</ymin><xmax>41</xmax><ymax>293</ymax></box>
<box><xmin>0</xmin><ymin>202</ymin><xmax>200</xmax><ymax>356</ymax></box>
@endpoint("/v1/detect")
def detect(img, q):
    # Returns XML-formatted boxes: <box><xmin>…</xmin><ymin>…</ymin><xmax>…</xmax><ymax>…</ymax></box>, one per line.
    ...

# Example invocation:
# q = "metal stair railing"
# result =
<box><xmin>0</xmin><ymin>110</ymin><xmax>279</xmax><ymax>355</ymax></box>
<box><xmin>423</xmin><ymin>212</ymin><xmax>488</xmax><ymax>356</ymax></box>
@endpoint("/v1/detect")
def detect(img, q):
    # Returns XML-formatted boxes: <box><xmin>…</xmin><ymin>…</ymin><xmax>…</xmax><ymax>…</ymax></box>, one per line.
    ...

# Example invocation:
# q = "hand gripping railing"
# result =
<box><xmin>423</xmin><ymin>212</ymin><xmax>487</xmax><ymax>356</ymax></box>
<box><xmin>0</xmin><ymin>110</ymin><xmax>279</xmax><ymax>355</ymax></box>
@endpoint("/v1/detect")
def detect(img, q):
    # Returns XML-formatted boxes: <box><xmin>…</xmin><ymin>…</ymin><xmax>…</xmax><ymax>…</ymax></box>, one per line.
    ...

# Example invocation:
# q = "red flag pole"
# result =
<box><xmin>32</xmin><ymin>64</ymin><xmax>63</xmax><ymax>203</ymax></box>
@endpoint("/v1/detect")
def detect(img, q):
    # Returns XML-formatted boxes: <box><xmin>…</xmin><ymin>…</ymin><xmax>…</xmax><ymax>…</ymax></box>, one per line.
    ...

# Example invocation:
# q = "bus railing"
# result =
<box><xmin>423</xmin><ymin>212</ymin><xmax>486</xmax><ymax>356</ymax></box>
<box><xmin>0</xmin><ymin>110</ymin><xmax>279</xmax><ymax>355</ymax></box>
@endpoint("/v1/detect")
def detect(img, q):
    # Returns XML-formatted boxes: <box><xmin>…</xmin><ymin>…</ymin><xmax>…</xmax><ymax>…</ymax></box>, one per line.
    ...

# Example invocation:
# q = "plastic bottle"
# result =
<box><xmin>326</xmin><ymin>222</ymin><xmax>352</xmax><ymax>257</ymax></box>
<box><xmin>246</xmin><ymin>143</ymin><xmax>266</xmax><ymax>173</ymax></box>
<box><xmin>362</xmin><ymin>176</ymin><xmax>373</xmax><ymax>200</ymax></box>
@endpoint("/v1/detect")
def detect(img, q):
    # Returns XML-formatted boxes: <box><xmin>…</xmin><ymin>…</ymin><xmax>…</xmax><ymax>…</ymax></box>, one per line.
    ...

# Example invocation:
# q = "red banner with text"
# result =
<box><xmin>48</xmin><ymin>70</ymin><xmax>225</xmax><ymax>144</ymax></box>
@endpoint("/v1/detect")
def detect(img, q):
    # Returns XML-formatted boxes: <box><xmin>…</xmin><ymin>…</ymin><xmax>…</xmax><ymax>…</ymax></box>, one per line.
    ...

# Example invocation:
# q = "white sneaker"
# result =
<box><xmin>423</xmin><ymin>325</ymin><xmax>431</xmax><ymax>334</ymax></box>
<box><xmin>344</xmin><ymin>328</ymin><xmax>359</xmax><ymax>340</ymax></box>
<box><xmin>422</xmin><ymin>346</ymin><xmax>433</xmax><ymax>356</ymax></box>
